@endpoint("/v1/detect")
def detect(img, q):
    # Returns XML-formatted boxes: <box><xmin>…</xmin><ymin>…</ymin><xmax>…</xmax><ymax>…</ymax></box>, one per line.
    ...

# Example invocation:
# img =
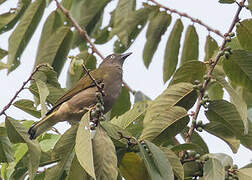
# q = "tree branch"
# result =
<box><xmin>148</xmin><ymin>0</ymin><xmax>225</xmax><ymax>38</ymax></box>
<box><xmin>0</xmin><ymin>64</ymin><xmax>49</xmax><ymax>116</ymax></box>
<box><xmin>54</xmin><ymin>0</ymin><xmax>105</xmax><ymax>60</ymax></box>
<box><xmin>185</xmin><ymin>0</ymin><xmax>246</xmax><ymax>144</ymax></box>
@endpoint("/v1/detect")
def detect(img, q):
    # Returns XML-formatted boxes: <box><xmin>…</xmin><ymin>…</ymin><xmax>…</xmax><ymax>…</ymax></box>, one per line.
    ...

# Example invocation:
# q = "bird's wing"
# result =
<box><xmin>46</xmin><ymin>67</ymin><xmax>107</xmax><ymax>115</ymax></box>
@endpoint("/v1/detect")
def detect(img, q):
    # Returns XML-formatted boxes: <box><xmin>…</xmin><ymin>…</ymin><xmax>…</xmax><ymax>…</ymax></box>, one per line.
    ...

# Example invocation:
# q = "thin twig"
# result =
<box><xmin>82</xmin><ymin>64</ymin><xmax>105</xmax><ymax>96</ymax></box>
<box><xmin>54</xmin><ymin>0</ymin><xmax>105</xmax><ymax>60</ymax></box>
<box><xmin>51</xmin><ymin>127</ymin><xmax>61</xmax><ymax>135</ymax></box>
<box><xmin>148</xmin><ymin>0</ymin><xmax>225</xmax><ymax>38</ymax></box>
<box><xmin>0</xmin><ymin>64</ymin><xmax>48</xmax><ymax>116</ymax></box>
<box><xmin>185</xmin><ymin>0</ymin><xmax>246</xmax><ymax>145</ymax></box>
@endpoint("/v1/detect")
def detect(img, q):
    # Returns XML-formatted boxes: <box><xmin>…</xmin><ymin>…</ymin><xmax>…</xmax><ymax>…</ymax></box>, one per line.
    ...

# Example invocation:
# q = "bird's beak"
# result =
<box><xmin>121</xmin><ymin>52</ymin><xmax>132</xmax><ymax>60</ymax></box>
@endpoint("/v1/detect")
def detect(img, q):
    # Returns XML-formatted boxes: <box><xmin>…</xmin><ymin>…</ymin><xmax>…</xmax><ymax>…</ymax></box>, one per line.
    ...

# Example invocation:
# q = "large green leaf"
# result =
<box><xmin>111</xmin><ymin>87</ymin><xmax>131</xmax><ymax>119</ymax></box>
<box><xmin>203</xmin><ymin>153</ymin><xmax>233</xmax><ymax>168</ymax></box>
<box><xmin>92</xmin><ymin>126</ymin><xmax>118</xmax><ymax>180</ymax></box>
<box><xmin>223</xmin><ymin>50</ymin><xmax>252</xmax><ymax>92</ymax></box>
<box><xmin>204</xmin><ymin>122</ymin><xmax>240</xmax><ymax>153</ymax></box>
<box><xmin>120</xmin><ymin>152</ymin><xmax>150</xmax><ymax>180</ymax></box>
<box><xmin>35</xmin><ymin>10</ymin><xmax>63</xmax><ymax>66</ymax></box>
<box><xmin>180</xmin><ymin>25</ymin><xmax>199</xmax><ymax>66</ymax></box>
<box><xmin>13</xmin><ymin>99</ymin><xmax>41</xmax><ymax>118</ymax></box>
<box><xmin>171</xmin><ymin>143</ymin><xmax>206</xmax><ymax>155</ymax></box>
<box><xmin>5</xmin><ymin>117</ymin><xmax>41</xmax><ymax>180</ymax></box>
<box><xmin>213</xmin><ymin>65</ymin><xmax>248</xmax><ymax>133</ymax></box>
<box><xmin>163</xmin><ymin>19</ymin><xmax>184</xmax><ymax>83</ymax></box>
<box><xmin>170</xmin><ymin>61</ymin><xmax>207</xmax><ymax>85</ymax></box>
<box><xmin>66</xmin><ymin>51</ymin><xmax>97</xmax><ymax>89</ymax></box>
<box><xmin>36</xmin><ymin>79</ymin><xmax>49</xmax><ymax>117</ymax></box>
<box><xmin>138</xmin><ymin>140</ymin><xmax>174</xmax><ymax>180</ymax></box>
<box><xmin>237</xmin><ymin>19</ymin><xmax>252</xmax><ymax>51</ymax></box>
<box><xmin>67</xmin><ymin>154</ymin><xmax>88</xmax><ymax>180</ymax></box>
<box><xmin>0</xmin><ymin>48</ymin><xmax>7</xmax><ymax>60</ymax></box>
<box><xmin>203</xmin><ymin>157</ymin><xmax>225</xmax><ymax>180</ymax></box>
<box><xmin>237</xmin><ymin>168</ymin><xmax>252</xmax><ymax>180</ymax></box>
<box><xmin>110</xmin><ymin>0</ymin><xmax>136</xmax><ymax>45</ymax></box>
<box><xmin>0</xmin><ymin>0</ymin><xmax>31</xmax><ymax>34</ymax></box>
<box><xmin>70</xmin><ymin>0</ymin><xmax>110</xmax><ymax>48</ymax></box>
<box><xmin>35</xmin><ymin>26</ymin><xmax>73</xmax><ymax>75</ymax></box>
<box><xmin>143</xmin><ymin>11</ymin><xmax>171</xmax><ymax>68</ymax></box>
<box><xmin>0</xmin><ymin>127</ymin><xmax>14</xmax><ymax>163</ymax></box>
<box><xmin>7</xmin><ymin>0</ymin><xmax>46</xmax><ymax>72</ymax></box>
<box><xmin>140</xmin><ymin>106</ymin><xmax>189</xmax><ymax>143</ymax></box>
<box><xmin>160</xmin><ymin>147</ymin><xmax>184</xmax><ymax>180</ymax></box>
<box><xmin>183</xmin><ymin>161</ymin><xmax>202</xmax><ymax>178</ymax></box>
<box><xmin>75</xmin><ymin>113</ymin><xmax>96</xmax><ymax>179</ymax></box>
<box><xmin>46</xmin><ymin>125</ymin><xmax>78</xmax><ymax>179</ymax></box>
<box><xmin>205</xmin><ymin>100</ymin><xmax>245</xmax><ymax>136</ymax></box>
<box><xmin>240</xmin><ymin>119</ymin><xmax>252</xmax><ymax>150</ymax></box>
<box><xmin>204</xmin><ymin>35</ymin><xmax>218</xmax><ymax>61</ymax></box>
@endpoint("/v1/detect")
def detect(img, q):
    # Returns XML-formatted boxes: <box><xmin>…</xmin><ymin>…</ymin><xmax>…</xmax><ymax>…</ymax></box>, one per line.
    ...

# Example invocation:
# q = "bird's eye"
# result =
<box><xmin>110</xmin><ymin>55</ymin><xmax>115</xmax><ymax>59</ymax></box>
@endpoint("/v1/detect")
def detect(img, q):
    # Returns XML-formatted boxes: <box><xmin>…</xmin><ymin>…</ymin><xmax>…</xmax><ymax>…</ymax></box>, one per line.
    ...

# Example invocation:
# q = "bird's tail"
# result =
<box><xmin>28</xmin><ymin>111</ymin><xmax>58</xmax><ymax>140</ymax></box>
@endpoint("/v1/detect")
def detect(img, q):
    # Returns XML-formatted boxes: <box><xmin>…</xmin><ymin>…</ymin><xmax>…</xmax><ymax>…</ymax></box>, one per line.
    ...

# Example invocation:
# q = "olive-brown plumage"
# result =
<box><xmin>28</xmin><ymin>53</ymin><xmax>132</xmax><ymax>139</ymax></box>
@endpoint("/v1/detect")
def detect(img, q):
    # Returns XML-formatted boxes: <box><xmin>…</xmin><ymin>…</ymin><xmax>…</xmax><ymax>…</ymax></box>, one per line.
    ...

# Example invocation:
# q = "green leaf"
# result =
<box><xmin>94</xmin><ymin>27</ymin><xmax>110</xmax><ymax>44</ymax></box>
<box><xmin>101</xmin><ymin>121</ymin><xmax>131</xmax><ymax>147</ymax></box>
<box><xmin>240</xmin><ymin>119</ymin><xmax>252</xmax><ymax>150</ymax></box>
<box><xmin>35</xmin><ymin>10</ymin><xmax>63</xmax><ymax>64</ymax></box>
<box><xmin>111</xmin><ymin>87</ymin><xmax>131</xmax><ymax>118</ymax></box>
<box><xmin>143</xmin><ymin>11</ymin><xmax>171</xmax><ymax>68</ymax></box>
<box><xmin>213</xmin><ymin>65</ymin><xmax>248</xmax><ymax>133</ymax></box>
<box><xmin>204</xmin><ymin>122</ymin><xmax>240</xmax><ymax>153</ymax></box>
<box><xmin>203</xmin><ymin>153</ymin><xmax>233</xmax><ymax>168</ymax></box>
<box><xmin>39</xmin><ymin>134</ymin><xmax>60</xmax><ymax>152</ymax></box>
<box><xmin>163</xmin><ymin>19</ymin><xmax>184</xmax><ymax>83</ymax></box>
<box><xmin>183</xmin><ymin>161</ymin><xmax>202</xmax><ymax>178</ymax></box>
<box><xmin>13</xmin><ymin>99</ymin><xmax>41</xmax><ymax>118</ymax></box>
<box><xmin>205</xmin><ymin>100</ymin><xmax>246</xmax><ymax>136</ymax></box>
<box><xmin>52</xmin><ymin>125</ymin><xmax>77</xmax><ymax>160</ymax></box>
<box><xmin>226</xmin><ymin>37</ymin><xmax>243</xmax><ymax>49</ymax></box>
<box><xmin>218</xmin><ymin>0</ymin><xmax>235</xmax><ymax>3</ymax></box>
<box><xmin>0</xmin><ymin>0</ymin><xmax>31</xmax><ymax>34</ymax></box>
<box><xmin>92</xmin><ymin>126</ymin><xmax>118</xmax><ymax>179</ymax></box>
<box><xmin>203</xmin><ymin>158</ymin><xmax>225</xmax><ymax>180</ymax></box>
<box><xmin>237</xmin><ymin>19</ymin><xmax>252</xmax><ymax>51</ymax></box>
<box><xmin>134</xmin><ymin>91</ymin><xmax>151</xmax><ymax>103</ymax></box>
<box><xmin>0</xmin><ymin>127</ymin><xmax>14</xmax><ymax>163</ymax></box>
<box><xmin>223</xmin><ymin>50</ymin><xmax>252</xmax><ymax>92</ymax></box>
<box><xmin>248</xmin><ymin>0</ymin><xmax>252</xmax><ymax>11</ymax></box>
<box><xmin>204</xmin><ymin>35</ymin><xmax>218</xmax><ymax>61</ymax></box>
<box><xmin>110</xmin><ymin>0</ymin><xmax>136</xmax><ymax>45</ymax></box>
<box><xmin>171</xmin><ymin>143</ymin><xmax>206</xmax><ymax>155</ymax></box>
<box><xmin>5</xmin><ymin>117</ymin><xmax>41</xmax><ymax>180</ymax></box>
<box><xmin>180</xmin><ymin>25</ymin><xmax>199</xmax><ymax>66</ymax></box>
<box><xmin>67</xmin><ymin>154</ymin><xmax>89</xmax><ymax>180</ymax></box>
<box><xmin>36</xmin><ymin>79</ymin><xmax>49</xmax><ymax>117</ymax></box>
<box><xmin>207</xmin><ymin>81</ymin><xmax>224</xmax><ymax>100</ymax></box>
<box><xmin>160</xmin><ymin>147</ymin><xmax>184</xmax><ymax>180</ymax></box>
<box><xmin>66</xmin><ymin>51</ymin><xmax>97</xmax><ymax>89</ymax></box>
<box><xmin>46</xmin><ymin>126</ymin><xmax>78</xmax><ymax>180</ymax></box>
<box><xmin>170</xmin><ymin>61</ymin><xmax>207</xmax><ymax>85</ymax></box>
<box><xmin>120</xmin><ymin>152</ymin><xmax>150</xmax><ymax>180</ymax></box>
<box><xmin>7</xmin><ymin>0</ymin><xmax>46</xmax><ymax>72</ymax></box>
<box><xmin>181</xmin><ymin>127</ymin><xmax>209</xmax><ymax>154</ymax></box>
<box><xmin>0</xmin><ymin>48</ymin><xmax>8</xmax><ymax>60</ymax></box>
<box><xmin>139</xmin><ymin>140</ymin><xmax>174</xmax><ymax>180</ymax></box>
<box><xmin>75</xmin><ymin>113</ymin><xmax>96</xmax><ymax>179</ymax></box>
<box><xmin>35</xmin><ymin>26</ymin><xmax>73</xmax><ymax>75</ymax></box>
<box><xmin>70</xmin><ymin>0</ymin><xmax>110</xmax><ymax>48</ymax></box>
<box><xmin>237</xmin><ymin>168</ymin><xmax>252</xmax><ymax>180</ymax></box>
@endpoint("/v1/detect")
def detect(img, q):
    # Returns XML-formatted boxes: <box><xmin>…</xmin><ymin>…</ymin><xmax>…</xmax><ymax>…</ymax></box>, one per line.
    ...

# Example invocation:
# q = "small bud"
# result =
<box><xmin>232</xmin><ymin>164</ymin><xmax>238</xmax><ymax>170</ymax></box>
<box><xmin>219</xmin><ymin>51</ymin><xmax>225</xmax><ymax>56</ymax></box>
<box><xmin>204</xmin><ymin>155</ymin><xmax>209</xmax><ymax>161</ymax></box>
<box><xmin>193</xmin><ymin>85</ymin><xmax>198</xmax><ymax>90</ymax></box>
<box><xmin>225</xmin><ymin>51</ymin><xmax>230</xmax><ymax>59</ymax></box>
<box><xmin>197</xmin><ymin>83</ymin><xmax>203</xmax><ymax>89</ymax></box>
<box><xmin>226</xmin><ymin>36</ymin><xmax>231</xmax><ymax>42</ymax></box>
<box><xmin>203</xmin><ymin>74</ymin><xmax>209</xmax><ymax>80</ymax></box>
<box><xmin>200</xmin><ymin>100</ymin><xmax>205</xmax><ymax>105</ymax></box>
<box><xmin>91</xmin><ymin>110</ymin><xmax>97</xmax><ymax>117</ymax></box>
<box><xmin>197</xmin><ymin>126</ymin><xmax>203</xmax><ymax>132</ymax></box>
<box><xmin>198</xmin><ymin>120</ymin><xmax>203</xmax><ymax>126</ymax></box>
<box><xmin>99</xmin><ymin>115</ymin><xmax>106</xmax><ymax>121</ymax></box>
<box><xmin>229</xmin><ymin>32</ymin><xmax>235</xmax><ymax>37</ymax></box>
<box><xmin>194</xmin><ymin>80</ymin><xmax>200</xmax><ymax>85</ymax></box>
<box><xmin>192</xmin><ymin>119</ymin><xmax>197</xmax><ymax>125</ymax></box>
<box><xmin>195</xmin><ymin>153</ymin><xmax>200</xmax><ymax>159</ymax></box>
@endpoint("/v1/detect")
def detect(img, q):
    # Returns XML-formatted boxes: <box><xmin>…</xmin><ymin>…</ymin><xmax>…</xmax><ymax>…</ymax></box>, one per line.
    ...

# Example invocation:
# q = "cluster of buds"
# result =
<box><xmin>192</xmin><ymin>119</ymin><xmax>204</xmax><ymax>132</ymax></box>
<box><xmin>89</xmin><ymin>91</ymin><xmax>106</xmax><ymax>131</ymax></box>
<box><xmin>225</xmin><ymin>164</ymin><xmax>238</xmax><ymax>180</ymax></box>
<box><xmin>140</xmin><ymin>141</ymin><xmax>152</xmax><ymax>157</ymax></box>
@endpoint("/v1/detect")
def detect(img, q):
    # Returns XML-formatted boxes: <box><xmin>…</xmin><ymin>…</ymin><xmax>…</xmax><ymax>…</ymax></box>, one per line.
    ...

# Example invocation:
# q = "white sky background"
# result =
<box><xmin>0</xmin><ymin>0</ymin><xmax>252</xmax><ymax>168</ymax></box>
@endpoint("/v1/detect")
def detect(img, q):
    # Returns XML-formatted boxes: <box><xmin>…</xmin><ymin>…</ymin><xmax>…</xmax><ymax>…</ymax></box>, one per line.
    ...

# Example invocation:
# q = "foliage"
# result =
<box><xmin>0</xmin><ymin>0</ymin><xmax>252</xmax><ymax>179</ymax></box>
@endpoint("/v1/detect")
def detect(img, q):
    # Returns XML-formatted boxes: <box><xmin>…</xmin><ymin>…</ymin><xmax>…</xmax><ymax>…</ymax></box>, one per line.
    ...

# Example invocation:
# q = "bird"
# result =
<box><xmin>28</xmin><ymin>52</ymin><xmax>132</xmax><ymax>139</ymax></box>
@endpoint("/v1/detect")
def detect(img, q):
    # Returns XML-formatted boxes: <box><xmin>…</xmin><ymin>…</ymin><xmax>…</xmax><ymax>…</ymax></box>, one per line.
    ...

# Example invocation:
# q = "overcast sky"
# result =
<box><xmin>0</xmin><ymin>0</ymin><xmax>251</xmax><ymax>167</ymax></box>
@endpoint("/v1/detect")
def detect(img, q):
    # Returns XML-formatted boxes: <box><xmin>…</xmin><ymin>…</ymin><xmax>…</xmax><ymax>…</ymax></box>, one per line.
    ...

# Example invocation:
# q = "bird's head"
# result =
<box><xmin>99</xmin><ymin>52</ymin><xmax>132</xmax><ymax>68</ymax></box>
